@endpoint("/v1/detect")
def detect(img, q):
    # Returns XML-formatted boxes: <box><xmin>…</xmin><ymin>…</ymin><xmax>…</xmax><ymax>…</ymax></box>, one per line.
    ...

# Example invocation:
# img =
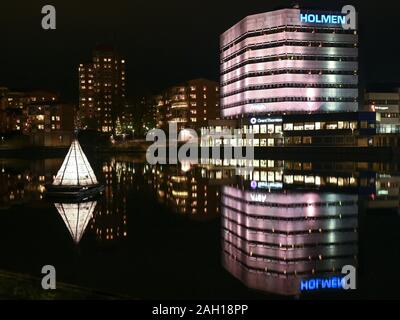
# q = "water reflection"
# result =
<box><xmin>1</xmin><ymin>156</ymin><xmax>400</xmax><ymax>297</ymax></box>
<box><xmin>145</xmin><ymin>164</ymin><xmax>221</xmax><ymax>219</ymax></box>
<box><xmin>221</xmin><ymin>186</ymin><xmax>358</xmax><ymax>296</ymax></box>
<box><xmin>55</xmin><ymin>201</ymin><xmax>97</xmax><ymax>244</ymax></box>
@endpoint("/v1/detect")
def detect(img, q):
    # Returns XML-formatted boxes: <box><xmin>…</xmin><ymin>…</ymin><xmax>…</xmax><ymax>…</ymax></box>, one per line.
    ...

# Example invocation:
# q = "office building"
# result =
<box><xmin>220</xmin><ymin>7</ymin><xmax>358</xmax><ymax>118</ymax></box>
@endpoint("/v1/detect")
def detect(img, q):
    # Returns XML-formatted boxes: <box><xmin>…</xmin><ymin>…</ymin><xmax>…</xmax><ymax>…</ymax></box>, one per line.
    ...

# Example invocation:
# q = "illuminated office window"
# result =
<box><xmin>267</xmin><ymin>160</ymin><xmax>274</xmax><ymax>168</ymax></box>
<box><xmin>260</xmin><ymin>125</ymin><xmax>267</xmax><ymax>134</ymax></box>
<box><xmin>294</xmin><ymin>123</ymin><xmax>304</xmax><ymax>131</ymax></box>
<box><xmin>284</xmin><ymin>123</ymin><xmax>293</xmax><ymax>131</ymax></box>
<box><xmin>326</xmin><ymin>122</ymin><xmax>338</xmax><ymax>130</ymax></box>
<box><xmin>267</xmin><ymin>124</ymin><xmax>274</xmax><ymax>134</ymax></box>
<box><xmin>284</xmin><ymin>175</ymin><xmax>294</xmax><ymax>184</ymax></box>
<box><xmin>305</xmin><ymin>123</ymin><xmax>315</xmax><ymax>130</ymax></box>
<box><xmin>260</xmin><ymin>171</ymin><xmax>267</xmax><ymax>181</ymax></box>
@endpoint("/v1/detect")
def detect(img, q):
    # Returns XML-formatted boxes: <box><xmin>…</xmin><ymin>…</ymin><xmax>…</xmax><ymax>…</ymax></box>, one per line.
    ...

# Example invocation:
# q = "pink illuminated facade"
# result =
<box><xmin>221</xmin><ymin>185</ymin><xmax>358</xmax><ymax>296</ymax></box>
<box><xmin>220</xmin><ymin>8</ymin><xmax>358</xmax><ymax>118</ymax></box>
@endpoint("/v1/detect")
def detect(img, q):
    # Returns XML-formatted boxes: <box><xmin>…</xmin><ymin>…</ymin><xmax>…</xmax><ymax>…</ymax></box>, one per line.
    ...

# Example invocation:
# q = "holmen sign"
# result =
<box><xmin>300</xmin><ymin>5</ymin><xmax>357</xmax><ymax>30</ymax></box>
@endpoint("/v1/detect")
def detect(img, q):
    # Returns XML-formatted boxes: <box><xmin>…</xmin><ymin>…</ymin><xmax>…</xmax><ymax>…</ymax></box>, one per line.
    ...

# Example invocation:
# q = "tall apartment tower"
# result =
<box><xmin>79</xmin><ymin>45</ymin><xmax>126</xmax><ymax>133</ymax></box>
<box><xmin>220</xmin><ymin>8</ymin><xmax>358</xmax><ymax>118</ymax></box>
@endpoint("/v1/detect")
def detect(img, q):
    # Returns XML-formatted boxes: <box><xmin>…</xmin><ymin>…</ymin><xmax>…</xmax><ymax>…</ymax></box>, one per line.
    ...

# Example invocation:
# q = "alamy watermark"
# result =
<box><xmin>145</xmin><ymin>123</ymin><xmax>255</xmax><ymax>170</ymax></box>
<box><xmin>41</xmin><ymin>5</ymin><xmax>56</xmax><ymax>30</ymax></box>
<box><xmin>41</xmin><ymin>265</ymin><xmax>56</xmax><ymax>290</ymax></box>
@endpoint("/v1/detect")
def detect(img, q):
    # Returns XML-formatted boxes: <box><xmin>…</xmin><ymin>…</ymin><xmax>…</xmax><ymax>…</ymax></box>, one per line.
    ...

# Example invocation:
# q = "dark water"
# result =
<box><xmin>0</xmin><ymin>154</ymin><xmax>400</xmax><ymax>299</ymax></box>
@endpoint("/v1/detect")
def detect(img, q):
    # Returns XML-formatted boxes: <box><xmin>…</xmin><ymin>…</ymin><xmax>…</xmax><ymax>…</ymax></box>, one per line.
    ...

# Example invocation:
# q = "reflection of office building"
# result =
<box><xmin>79</xmin><ymin>45</ymin><xmax>126</xmax><ymax>133</ymax></box>
<box><xmin>55</xmin><ymin>201</ymin><xmax>97</xmax><ymax>244</ymax></box>
<box><xmin>367</xmin><ymin>174</ymin><xmax>400</xmax><ymax>212</ymax></box>
<box><xmin>222</xmin><ymin>185</ymin><xmax>358</xmax><ymax>296</ymax></box>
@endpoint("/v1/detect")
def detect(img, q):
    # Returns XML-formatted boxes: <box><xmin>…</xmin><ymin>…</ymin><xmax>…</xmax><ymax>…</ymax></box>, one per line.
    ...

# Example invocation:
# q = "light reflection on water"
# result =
<box><xmin>0</xmin><ymin>156</ymin><xmax>400</xmax><ymax>298</ymax></box>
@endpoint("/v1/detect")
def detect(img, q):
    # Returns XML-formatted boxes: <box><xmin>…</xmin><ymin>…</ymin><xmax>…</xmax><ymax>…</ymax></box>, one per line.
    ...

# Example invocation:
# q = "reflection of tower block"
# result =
<box><xmin>221</xmin><ymin>186</ymin><xmax>358</xmax><ymax>296</ymax></box>
<box><xmin>91</xmin><ymin>160</ymin><xmax>131</xmax><ymax>242</ymax></box>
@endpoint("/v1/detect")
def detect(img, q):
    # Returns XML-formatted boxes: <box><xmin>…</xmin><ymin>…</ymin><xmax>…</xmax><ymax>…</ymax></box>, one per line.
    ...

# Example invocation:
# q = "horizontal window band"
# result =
<box><xmin>222</xmin><ymin>40</ymin><xmax>357</xmax><ymax>63</ymax></box>
<box><xmin>221</xmin><ymin>69</ymin><xmax>357</xmax><ymax>87</ymax></box>
<box><xmin>221</xmin><ymin>83</ymin><xmax>358</xmax><ymax>98</ymax></box>
<box><xmin>222</xmin><ymin>55</ymin><xmax>358</xmax><ymax>75</ymax></box>
<box><xmin>221</xmin><ymin>26</ymin><xmax>356</xmax><ymax>52</ymax></box>
<box><xmin>221</xmin><ymin>97</ymin><xmax>358</xmax><ymax>110</ymax></box>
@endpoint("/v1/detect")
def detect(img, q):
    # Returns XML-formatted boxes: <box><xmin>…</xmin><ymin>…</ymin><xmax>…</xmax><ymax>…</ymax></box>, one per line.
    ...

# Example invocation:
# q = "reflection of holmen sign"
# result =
<box><xmin>301</xmin><ymin>265</ymin><xmax>356</xmax><ymax>292</ymax></box>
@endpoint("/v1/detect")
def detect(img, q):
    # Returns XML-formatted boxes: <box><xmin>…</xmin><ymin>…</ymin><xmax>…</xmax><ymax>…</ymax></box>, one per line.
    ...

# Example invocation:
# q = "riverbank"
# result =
<box><xmin>1</xmin><ymin>142</ymin><xmax>399</xmax><ymax>161</ymax></box>
<box><xmin>0</xmin><ymin>270</ymin><xmax>130</xmax><ymax>300</ymax></box>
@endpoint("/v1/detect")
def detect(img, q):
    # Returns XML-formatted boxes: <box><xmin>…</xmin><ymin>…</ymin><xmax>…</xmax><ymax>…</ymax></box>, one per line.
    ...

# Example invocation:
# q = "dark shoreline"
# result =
<box><xmin>0</xmin><ymin>145</ymin><xmax>398</xmax><ymax>161</ymax></box>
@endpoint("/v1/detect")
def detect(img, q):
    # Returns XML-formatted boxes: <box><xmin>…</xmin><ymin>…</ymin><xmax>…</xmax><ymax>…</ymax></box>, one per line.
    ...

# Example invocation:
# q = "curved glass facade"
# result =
<box><xmin>220</xmin><ymin>9</ymin><xmax>359</xmax><ymax>117</ymax></box>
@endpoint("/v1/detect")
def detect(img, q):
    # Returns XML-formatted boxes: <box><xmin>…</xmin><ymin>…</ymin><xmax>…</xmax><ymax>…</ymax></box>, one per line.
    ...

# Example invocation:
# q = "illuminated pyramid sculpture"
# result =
<box><xmin>46</xmin><ymin>139</ymin><xmax>104</xmax><ymax>199</ymax></box>
<box><xmin>55</xmin><ymin>201</ymin><xmax>97</xmax><ymax>244</ymax></box>
<box><xmin>53</xmin><ymin>139</ymin><xmax>98</xmax><ymax>186</ymax></box>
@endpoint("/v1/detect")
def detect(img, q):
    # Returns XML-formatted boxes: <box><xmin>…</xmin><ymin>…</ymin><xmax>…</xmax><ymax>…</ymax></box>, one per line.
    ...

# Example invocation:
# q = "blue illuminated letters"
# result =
<box><xmin>300</xmin><ymin>13</ymin><xmax>346</xmax><ymax>25</ymax></box>
<box><xmin>300</xmin><ymin>276</ymin><xmax>344</xmax><ymax>291</ymax></box>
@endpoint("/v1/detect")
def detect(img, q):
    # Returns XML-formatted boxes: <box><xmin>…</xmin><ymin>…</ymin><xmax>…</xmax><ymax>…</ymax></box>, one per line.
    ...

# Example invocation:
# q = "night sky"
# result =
<box><xmin>1</xmin><ymin>0</ymin><xmax>399</xmax><ymax>103</ymax></box>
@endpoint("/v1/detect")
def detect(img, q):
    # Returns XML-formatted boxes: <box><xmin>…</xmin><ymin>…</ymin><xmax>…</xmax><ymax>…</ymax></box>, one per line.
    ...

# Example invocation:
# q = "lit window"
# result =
<box><xmin>326</xmin><ymin>123</ymin><xmax>338</xmax><ymax>130</ymax></box>
<box><xmin>305</xmin><ymin>123</ymin><xmax>315</xmax><ymax>130</ymax></box>
<box><xmin>284</xmin><ymin>123</ymin><xmax>293</xmax><ymax>131</ymax></box>
<box><xmin>260</xmin><ymin>125</ymin><xmax>267</xmax><ymax>134</ymax></box>
<box><xmin>294</xmin><ymin>124</ymin><xmax>304</xmax><ymax>131</ymax></box>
